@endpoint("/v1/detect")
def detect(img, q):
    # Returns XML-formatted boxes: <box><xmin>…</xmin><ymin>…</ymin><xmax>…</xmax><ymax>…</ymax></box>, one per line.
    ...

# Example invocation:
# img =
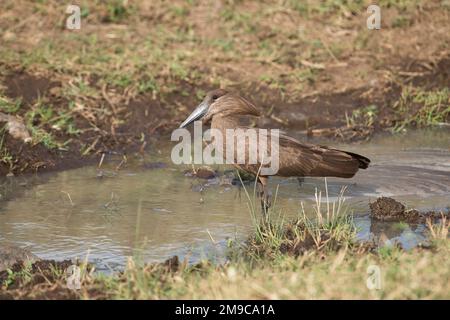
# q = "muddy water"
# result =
<box><xmin>0</xmin><ymin>130</ymin><xmax>449</xmax><ymax>271</ymax></box>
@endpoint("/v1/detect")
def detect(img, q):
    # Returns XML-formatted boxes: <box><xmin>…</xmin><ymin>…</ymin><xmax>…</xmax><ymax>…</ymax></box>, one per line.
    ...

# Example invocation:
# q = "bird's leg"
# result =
<box><xmin>297</xmin><ymin>177</ymin><xmax>305</xmax><ymax>188</ymax></box>
<box><xmin>258</xmin><ymin>176</ymin><xmax>271</xmax><ymax>215</ymax></box>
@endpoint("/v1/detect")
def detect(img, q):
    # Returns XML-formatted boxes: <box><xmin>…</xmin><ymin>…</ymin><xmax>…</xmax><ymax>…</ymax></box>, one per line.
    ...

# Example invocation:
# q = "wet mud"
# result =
<box><xmin>369</xmin><ymin>197</ymin><xmax>449</xmax><ymax>223</ymax></box>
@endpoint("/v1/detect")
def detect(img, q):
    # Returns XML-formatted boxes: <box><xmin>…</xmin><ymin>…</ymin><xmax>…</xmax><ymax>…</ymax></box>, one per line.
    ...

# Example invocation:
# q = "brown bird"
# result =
<box><xmin>180</xmin><ymin>89</ymin><xmax>370</xmax><ymax>211</ymax></box>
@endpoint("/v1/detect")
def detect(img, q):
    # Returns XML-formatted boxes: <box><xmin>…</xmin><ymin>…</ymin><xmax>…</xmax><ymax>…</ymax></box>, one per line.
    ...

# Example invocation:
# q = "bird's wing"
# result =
<box><xmin>277</xmin><ymin>133</ymin><xmax>324</xmax><ymax>176</ymax></box>
<box><xmin>276</xmin><ymin>133</ymin><xmax>361</xmax><ymax>177</ymax></box>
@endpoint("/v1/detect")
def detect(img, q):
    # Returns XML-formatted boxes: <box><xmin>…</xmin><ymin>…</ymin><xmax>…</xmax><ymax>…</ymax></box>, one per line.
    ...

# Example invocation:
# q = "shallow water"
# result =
<box><xmin>0</xmin><ymin>130</ymin><xmax>449</xmax><ymax>271</ymax></box>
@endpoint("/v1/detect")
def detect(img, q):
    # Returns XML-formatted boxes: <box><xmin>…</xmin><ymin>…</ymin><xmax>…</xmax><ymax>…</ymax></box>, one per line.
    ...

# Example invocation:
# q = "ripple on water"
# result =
<box><xmin>0</xmin><ymin>130</ymin><xmax>449</xmax><ymax>270</ymax></box>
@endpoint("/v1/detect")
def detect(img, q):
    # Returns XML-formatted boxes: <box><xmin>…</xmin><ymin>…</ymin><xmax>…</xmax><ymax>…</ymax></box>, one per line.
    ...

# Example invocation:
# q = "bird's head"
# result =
<box><xmin>179</xmin><ymin>89</ymin><xmax>260</xmax><ymax>128</ymax></box>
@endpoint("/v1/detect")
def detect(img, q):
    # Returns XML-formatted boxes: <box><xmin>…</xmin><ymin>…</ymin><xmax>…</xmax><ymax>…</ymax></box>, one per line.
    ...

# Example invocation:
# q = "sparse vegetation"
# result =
<box><xmin>0</xmin><ymin>125</ymin><xmax>15</xmax><ymax>171</ymax></box>
<box><xmin>0</xmin><ymin>96</ymin><xmax>22</xmax><ymax>114</ymax></box>
<box><xmin>346</xmin><ymin>105</ymin><xmax>379</xmax><ymax>128</ymax></box>
<box><xmin>392</xmin><ymin>87</ymin><xmax>450</xmax><ymax>132</ymax></box>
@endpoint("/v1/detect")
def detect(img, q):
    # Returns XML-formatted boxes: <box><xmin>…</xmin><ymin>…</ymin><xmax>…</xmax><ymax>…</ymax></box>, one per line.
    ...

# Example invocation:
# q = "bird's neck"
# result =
<box><xmin>210</xmin><ymin>115</ymin><xmax>241</xmax><ymax>132</ymax></box>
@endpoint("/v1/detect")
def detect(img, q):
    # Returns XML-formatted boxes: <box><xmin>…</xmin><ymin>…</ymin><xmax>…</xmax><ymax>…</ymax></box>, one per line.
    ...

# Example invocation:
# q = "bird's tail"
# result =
<box><xmin>343</xmin><ymin>151</ymin><xmax>371</xmax><ymax>169</ymax></box>
<box><xmin>309</xmin><ymin>149</ymin><xmax>371</xmax><ymax>178</ymax></box>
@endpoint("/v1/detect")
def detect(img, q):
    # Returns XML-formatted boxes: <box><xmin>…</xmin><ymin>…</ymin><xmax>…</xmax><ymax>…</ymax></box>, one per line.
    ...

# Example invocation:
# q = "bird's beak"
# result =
<box><xmin>179</xmin><ymin>101</ymin><xmax>209</xmax><ymax>128</ymax></box>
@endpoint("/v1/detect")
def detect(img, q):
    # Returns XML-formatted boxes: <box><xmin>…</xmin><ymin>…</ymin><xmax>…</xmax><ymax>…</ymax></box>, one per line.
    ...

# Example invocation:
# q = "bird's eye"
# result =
<box><xmin>212</xmin><ymin>95</ymin><xmax>218</xmax><ymax>100</ymax></box>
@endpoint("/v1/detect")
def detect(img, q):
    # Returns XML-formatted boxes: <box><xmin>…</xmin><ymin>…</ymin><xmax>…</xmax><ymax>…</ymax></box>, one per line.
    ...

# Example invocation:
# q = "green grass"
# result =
<box><xmin>0</xmin><ymin>0</ymin><xmax>432</xmax><ymax>100</ymax></box>
<box><xmin>236</xmin><ymin>179</ymin><xmax>356</xmax><ymax>265</ymax></box>
<box><xmin>2</xmin><ymin>261</ymin><xmax>33</xmax><ymax>290</ymax></box>
<box><xmin>346</xmin><ymin>105</ymin><xmax>379</xmax><ymax>128</ymax></box>
<box><xmin>392</xmin><ymin>87</ymin><xmax>450</xmax><ymax>132</ymax></box>
<box><xmin>0</xmin><ymin>96</ymin><xmax>22</xmax><ymax>114</ymax></box>
<box><xmin>0</xmin><ymin>125</ymin><xmax>15</xmax><ymax>171</ymax></box>
<box><xmin>23</xmin><ymin>99</ymin><xmax>78</xmax><ymax>150</ymax></box>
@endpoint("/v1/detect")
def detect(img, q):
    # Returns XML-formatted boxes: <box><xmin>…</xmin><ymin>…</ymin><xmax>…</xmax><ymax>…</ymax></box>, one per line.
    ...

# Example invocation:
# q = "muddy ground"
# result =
<box><xmin>0</xmin><ymin>248</ymin><xmax>193</xmax><ymax>299</ymax></box>
<box><xmin>0</xmin><ymin>0</ymin><xmax>449</xmax><ymax>176</ymax></box>
<box><xmin>370</xmin><ymin>196</ymin><xmax>450</xmax><ymax>223</ymax></box>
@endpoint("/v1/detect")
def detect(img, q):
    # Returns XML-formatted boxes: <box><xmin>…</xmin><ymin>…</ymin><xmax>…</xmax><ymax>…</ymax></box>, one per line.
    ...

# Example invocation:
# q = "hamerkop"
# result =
<box><xmin>180</xmin><ymin>89</ymin><xmax>370</xmax><ymax>210</ymax></box>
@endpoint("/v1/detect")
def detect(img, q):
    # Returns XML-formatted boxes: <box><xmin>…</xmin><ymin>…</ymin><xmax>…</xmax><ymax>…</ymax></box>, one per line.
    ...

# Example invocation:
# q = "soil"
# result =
<box><xmin>0</xmin><ymin>259</ymin><xmax>78</xmax><ymax>299</ymax></box>
<box><xmin>184</xmin><ymin>165</ymin><xmax>217</xmax><ymax>179</ymax></box>
<box><xmin>369</xmin><ymin>197</ymin><xmax>449</xmax><ymax>223</ymax></box>
<box><xmin>0</xmin><ymin>245</ymin><xmax>40</xmax><ymax>272</ymax></box>
<box><xmin>0</xmin><ymin>254</ymin><xmax>205</xmax><ymax>299</ymax></box>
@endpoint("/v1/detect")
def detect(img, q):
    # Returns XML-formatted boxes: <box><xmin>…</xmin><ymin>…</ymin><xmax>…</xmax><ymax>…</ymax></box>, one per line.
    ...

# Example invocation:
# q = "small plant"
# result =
<box><xmin>391</xmin><ymin>16</ymin><xmax>412</xmax><ymax>28</ymax></box>
<box><xmin>392</xmin><ymin>87</ymin><xmax>450</xmax><ymax>132</ymax></box>
<box><xmin>293</xmin><ymin>68</ymin><xmax>318</xmax><ymax>85</ymax></box>
<box><xmin>23</xmin><ymin>99</ymin><xmax>79</xmax><ymax>149</ymax></box>
<box><xmin>29</xmin><ymin>127</ymin><xmax>60</xmax><ymax>149</ymax></box>
<box><xmin>2</xmin><ymin>261</ymin><xmax>33</xmax><ymax>289</ymax></box>
<box><xmin>426</xmin><ymin>214</ymin><xmax>449</xmax><ymax>243</ymax></box>
<box><xmin>393</xmin><ymin>221</ymin><xmax>409</xmax><ymax>231</ymax></box>
<box><xmin>0</xmin><ymin>125</ymin><xmax>15</xmax><ymax>171</ymax></box>
<box><xmin>346</xmin><ymin>105</ymin><xmax>378</xmax><ymax>127</ymax></box>
<box><xmin>0</xmin><ymin>96</ymin><xmax>21</xmax><ymax>114</ymax></box>
<box><xmin>138</xmin><ymin>77</ymin><xmax>159</xmax><ymax>95</ymax></box>
<box><xmin>237</xmin><ymin>173</ymin><xmax>356</xmax><ymax>262</ymax></box>
<box><xmin>104</xmin><ymin>0</ymin><xmax>133</xmax><ymax>23</ymax></box>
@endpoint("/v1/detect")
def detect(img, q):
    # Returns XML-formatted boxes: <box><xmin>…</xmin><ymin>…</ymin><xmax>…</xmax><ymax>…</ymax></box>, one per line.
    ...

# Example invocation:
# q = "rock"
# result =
<box><xmin>369</xmin><ymin>197</ymin><xmax>448</xmax><ymax>223</ymax></box>
<box><xmin>194</xmin><ymin>166</ymin><xmax>216</xmax><ymax>179</ymax></box>
<box><xmin>0</xmin><ymin>112</ymin><xmax>32</xmax><ymax>143</ymax></box>
<box><xmin>369</xmin><ymin>197</ymin><xmax>406</xmax><ymax>220</ymax></box>
<box><xmin>0</xmin><ymin>245</ymin><xmax>40</xmax><ymax>272</ymax></box>
<box><xmin>49</xmin><ymin>86</ymin><xmax>62</xmax><ymax>96</ymax></box>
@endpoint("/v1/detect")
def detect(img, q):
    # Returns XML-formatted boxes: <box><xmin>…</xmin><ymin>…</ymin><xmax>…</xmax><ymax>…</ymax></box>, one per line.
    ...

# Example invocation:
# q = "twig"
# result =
<box><xmin>102</xmin><ymin>84</ymin><xmax>118</xmax><ymax>116</ymax></box>
<box><xmin>115</xmin><ymin>155</ymin><xmax>127</xmax><ymax>171</ymax></box>
<box><xmin>82</xmin><ymin>136</ymin><xmax>100</xmax><ymax>156</ymax></box>
<box><xmin>98</xmin><ymin>152</ymin><xmax>106</xmax><ymax>169</ymax></box>
<box><xmin>206</xmin><ymin>229</ymin><xmax>218</xmax><ymax>245</ymax></box>
<box><xmin>61</xmin><ymin>191</ymin><xmax>75</xmax><ymax>206</ymax></box>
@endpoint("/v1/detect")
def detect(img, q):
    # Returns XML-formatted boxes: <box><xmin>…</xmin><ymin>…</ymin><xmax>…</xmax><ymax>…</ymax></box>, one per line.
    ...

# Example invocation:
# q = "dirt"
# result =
<box><xmin>369</xmin><ymin>197</ymin><xmax>449</xmax><ymax>223</ymax></box>
<box><xmin>0</xmin><ymin>71</ymin><xmax>92</xmax><ymax>175</ymax></box>
<box><xmin>0</xmin><ymin>254</ymin><xmax>207</xmax><ymax>299</ymax></box>
<box><xmin>267</xmin><ymin>55</ymin><xmax>450</xmax><ymax>140</ymax></box>
<box><xmin>184</xmin><ymin>165</ymin><xmax>217</xmax><ymax>179</ymax></box>
<box><xmin>5</xmin><ymin>72</ymin><xmax>58</xmax><ymax>105</ymax></box>
<box><xmin>0</xmin><ymin>259</ymin><xmax>78</xmax><ymax>299</ymax></box>
<box><xmin>0</xmin><ymin>70</ymin><xmax>164</xmax><ymax>175</ymax></box>
<box><xmin>0</xmin><ymin>245</ymin><xmax>40</xmax><ymax>272</ymax></box>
